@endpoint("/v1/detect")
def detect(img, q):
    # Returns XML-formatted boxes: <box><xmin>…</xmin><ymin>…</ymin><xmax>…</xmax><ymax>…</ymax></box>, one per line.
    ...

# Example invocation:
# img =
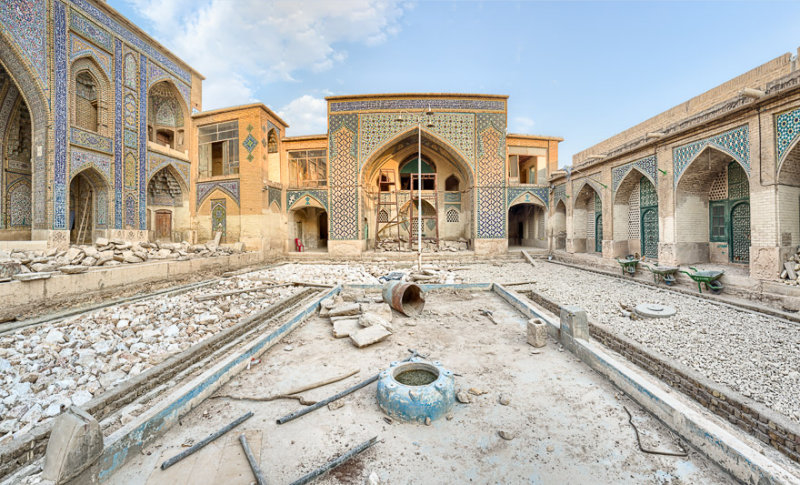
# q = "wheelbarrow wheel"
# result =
<box><xmin>707</xmin><ymin>280</ymin><xmax>723</xmax><ymax>294</ymax></box>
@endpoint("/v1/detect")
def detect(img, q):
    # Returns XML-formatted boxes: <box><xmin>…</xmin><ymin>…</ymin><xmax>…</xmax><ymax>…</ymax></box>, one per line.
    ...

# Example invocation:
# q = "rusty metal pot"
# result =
<box><xmin>382</xmin><ymin>281</ymin><xmax>425</xmax><ymax>316</ymax></box>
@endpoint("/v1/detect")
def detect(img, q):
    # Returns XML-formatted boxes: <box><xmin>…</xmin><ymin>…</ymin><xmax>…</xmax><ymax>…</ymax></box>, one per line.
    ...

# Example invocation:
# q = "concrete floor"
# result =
<box><xmin>109</xmin><ymin>289</ymin><xmax>733</xmax><ymax>484</ymax></box>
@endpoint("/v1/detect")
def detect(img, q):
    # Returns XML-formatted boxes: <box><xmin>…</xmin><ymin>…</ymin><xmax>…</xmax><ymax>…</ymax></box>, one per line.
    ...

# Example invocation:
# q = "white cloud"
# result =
<box><xmin>277</xmin><ymin>95</ymin><xmax>328</xmax><ymax>135</ymax></box>
<box><xmin>123</xmin><ymin>0</ymin><xmax>408</xmax><ymax>110</ymax></box>
<box><xmin>510</xmin><ymin>116</ymin><xmax>535</xmax><ymax>133</ymax></box>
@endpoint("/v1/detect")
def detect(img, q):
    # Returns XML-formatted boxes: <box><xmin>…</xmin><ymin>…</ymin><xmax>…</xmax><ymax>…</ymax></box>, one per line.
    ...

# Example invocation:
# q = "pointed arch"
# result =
<box><xmin>675</xmin><ymin>144</ymin><xmax>750</xmax><ymax>188</ymax></box>
<box><xmin>0</xmin><ymin>31</ymin><xmax>49</xmax><ymax>231</ymax></box>
<box><xmin>509</xmin><ymin>191</ymin><xmax>546</xmax><ymax>208</ymax></box>
<box><xmin>572</xmin><ymin>178</ymin><xmax>604</xmax><ymax>210</ymax></box>
<box><xmin>288</xmin><ymin>192</ymin><xmax>326</xmax><ymax>211</ymax></box>
<box><xmin>359</xmin><ymin>125</ymin><xmax>474</xmax><ymax>189</ymax></box>
<box><xmin>70</xmin><ymin>55</ymin><xmax>111</xmax><ymax>136</ymax></box>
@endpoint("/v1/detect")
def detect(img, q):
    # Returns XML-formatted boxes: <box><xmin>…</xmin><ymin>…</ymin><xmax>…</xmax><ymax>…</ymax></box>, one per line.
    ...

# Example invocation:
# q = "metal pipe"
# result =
<box><xmin>239</xmin><ymin>434</ymin><xmax>268</xmax><ymax>485</ymax></box>
<box><xmin>160</xmin><ymin>411</ymin><xmax>253</xmax><ymax>470</ymax></box>
<box><xmin>289</xmin><ymin>436</ymin><xmax>378</xmax><ymax>485</ymax></box>
<box><xmin>277</xmin><ymin>350</ymin><xmax>423</xmax><ymax>425</ymax></box>
<box><xmin>276</xmin><ymin>374</ymin><xmax>379</xmax><ymax>425</ymax></box>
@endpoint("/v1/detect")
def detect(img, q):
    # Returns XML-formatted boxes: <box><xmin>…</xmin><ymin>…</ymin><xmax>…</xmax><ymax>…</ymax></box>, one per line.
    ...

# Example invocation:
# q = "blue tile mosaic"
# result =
<box><xmin>331</xmin><ymin>98</ymin><xmax>504</xmax><ymax>112</ymax></box>
<box><xmin>70</xmin><ymin>148</ymin><xmax>112</xmax><ymax>182</ymax></box>
<box><xmin>70</xmin><ymin>126</ymin><xmax>113</xmax><ymax>154</ymax></box>
<box><xmin>611</xmin><ymin>155</ymin><xmax>657</xmax><ymax>193</ymax></box>
<box><xmin>673</xmin><ymin>125</ymin><xmax>750</xmax><ymax>185</ymax></box>
<box><xmin>69</xmin><ymin>33</ymin><xmax>112</xmax><ymax>78</ymax></box>
<box><xmin>0</xmin><ymin>0</ymin><xmax>48</xmax><ymax>87</ymax></box>
<box><xmin>287</xmin><ymin>189</ymin><xmax>328</xmax><ymax>211</ymax></box>
<box><xmin>507</xmin><ymin>186</ymin><xmax>549</xmax><ymax>208</ymax></box>
<box><xmin>113</xmin><ymin>38</ymin><xmax>122</xmax><ymax>228</ymax></box>
<box><xmin>148</xmin><ymin>150</ymin><xmax>190</xmax><ymax>191</ymax></box>
<box><xmin>196</xmin><ymin>179</ymin><xmax>240</xmax><ymax>207</ymax></box>
<box><xmin>53</xmin><ymin>1</ymin><xmax>68</xmax><ymax>230</ymax></box>
<box><xmin>69</xmin><ymin>8</ymin><xmax>112</xmax><ymax>52</ymax></box>
<box><xmin>69</xmin><ymin>0</ymin><xmax>191</xmax><ymax>84</ymax></box>
<box><xmin>776</xmin><ymin>107</ymin><xmax>800</xmax><ymax>170</ymax></box>
<box><xmin>139</xmin><ymin>54</ymin><xmax>147</xmax><ymax>230</ymax></box>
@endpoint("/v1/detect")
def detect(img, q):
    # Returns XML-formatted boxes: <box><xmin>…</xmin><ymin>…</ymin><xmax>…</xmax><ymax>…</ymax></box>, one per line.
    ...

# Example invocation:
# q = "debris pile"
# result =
<box><xmin>374</xmin><ymin>237</ymin><xmax>469</xmax><ymax>252</ymax></box>
<box><xmin>320</xmin><ymin>289</ymin><xmax>394</xmax><ymax>348</ymax></box>
<box><xmin>778</xmin><ymin>247</ymin><xmax>800</xmax><ymax>285</ymax></box>
<box><xmin>0</xmin><ymin>275</ymin><xmax>293</xmax><ymax>439</ymax></box>
<box><xmin>252</xmin><ymin>263</ymin><xmax>462</xmax><ymax>286</ymax></box>
<box><xmin>0</xmin><ymin>237</ymin><xmax>245</xmax><ymax>281</ymax></box>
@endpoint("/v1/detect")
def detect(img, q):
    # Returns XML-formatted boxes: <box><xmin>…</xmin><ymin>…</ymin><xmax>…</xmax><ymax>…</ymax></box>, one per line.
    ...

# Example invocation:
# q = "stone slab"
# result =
<box><xmin>332</xmin><ymin>319</ymin><xmax>361</xmax><ymax>338</ymax></box>
<box><xmin>350</xmin><ymin>325</ymin><xmax>392</xmax><ymax>348</ymax></box>
<box><xmin>13</xmin><ymin>272</ymin><xmax>52</xmax><ymax>281</ymax></box>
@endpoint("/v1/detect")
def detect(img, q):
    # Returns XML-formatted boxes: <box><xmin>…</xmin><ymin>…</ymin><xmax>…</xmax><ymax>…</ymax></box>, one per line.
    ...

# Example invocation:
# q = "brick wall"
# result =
<box><xmin>522</xmin><ymin>289</ymin><xmax>800</xmax><ymax>464</ymax></box>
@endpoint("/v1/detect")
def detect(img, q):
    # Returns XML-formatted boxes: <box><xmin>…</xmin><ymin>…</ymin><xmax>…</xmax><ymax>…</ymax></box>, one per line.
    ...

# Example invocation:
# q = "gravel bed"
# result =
<box><xmin>0</xmin><ymin>272</ymin><xmax>298</xmax><ymax>440</ymax></box>
<box><xmin>456</xmin><ymin>261</ymin><xmax>800</xmax><ymax>424</ymax></box>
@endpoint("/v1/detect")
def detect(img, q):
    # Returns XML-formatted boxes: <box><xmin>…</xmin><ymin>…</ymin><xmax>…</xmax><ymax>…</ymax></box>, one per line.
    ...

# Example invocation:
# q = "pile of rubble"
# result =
<box><xmin>254</xmin><ymin>263</ymin><xmax>462</xmax><ymax>286</ymax></box>
<box><xmin>778</xmin><ymin>246</ymin><xmax>800</xmax><ymax>285</ymax></box>
<box><xmin>1</xmin><ymin>237</ymin><xmax>245</xmax><ymax>281</ymax></box>
<box><xmin>374</xmin><ymin>237</ymin><xmax>469</xmax><ymax>252</ymax></box>
<box><xmin>319</xmin><ymin>288</ymin><xmax>394</xmax><ymax>348</ymax></box>
<box><xmin>0</xmin><ymin>275</ymin><xmax>293</xmax><ymax>440</ymax></box>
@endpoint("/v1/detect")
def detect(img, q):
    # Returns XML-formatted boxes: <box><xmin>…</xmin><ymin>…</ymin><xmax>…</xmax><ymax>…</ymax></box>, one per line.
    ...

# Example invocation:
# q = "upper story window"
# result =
<box><xmin>267</xmin><ymin>129</ymin><xmax>278</xmax><ymax>153</ymax></box>
<box><xmin>198</xmin><ymin>120</ymin><xmax>239</xmax><ymax>177</ymax></box>
<box><xmin>288</xmin><ymin>149</ymin><xmax>327</xmax><ymax>187</ymax></box>
<box><xmin>148</xmin><ymin>81</ymin><xmax>186</xmax><ymax>151</ymax></box>
<box><xmin>75</xmin><ymin>71</ymin><xmax>99</xmax><ymax>132</ymax></box>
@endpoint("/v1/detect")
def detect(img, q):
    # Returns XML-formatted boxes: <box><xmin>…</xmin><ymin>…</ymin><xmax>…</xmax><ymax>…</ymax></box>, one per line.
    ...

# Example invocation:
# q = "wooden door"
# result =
<box><xmin>155</xmin><ymin>210</ymin><xmax>172</xmax><ymax>240</ymax></box>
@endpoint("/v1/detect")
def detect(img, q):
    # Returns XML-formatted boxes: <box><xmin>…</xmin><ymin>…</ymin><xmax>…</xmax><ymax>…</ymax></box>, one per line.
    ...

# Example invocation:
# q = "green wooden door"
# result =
<box><xmin>730</xmin><ymin>201</ymin><xmax>750</xmax><ymax>263</ymax></box>
<box><xmin>595</xmin><ymin>214</ymin><xmax>603</xmax><ymax>253</ymax></box>
<box><xmin>639</xmin><ymin>176</ymin><xmax>658</xmax><ymax>259</ymax></box>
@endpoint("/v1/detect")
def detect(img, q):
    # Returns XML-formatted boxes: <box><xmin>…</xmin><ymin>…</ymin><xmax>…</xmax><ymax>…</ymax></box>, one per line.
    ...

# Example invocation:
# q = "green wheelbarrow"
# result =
<box><xmin>679</xmin><ymin>267</ymin><xmax>724</xmax><ymax>294</ymax></box>
<box><xmin>644</xmin><ymin>263</ymin><xmax>679</xmax><ymax>286</ymax></box>
<box><xmin>615</xmin><ymin>256</ymin><xmax>640</xmax><ymax>276</ymax></box>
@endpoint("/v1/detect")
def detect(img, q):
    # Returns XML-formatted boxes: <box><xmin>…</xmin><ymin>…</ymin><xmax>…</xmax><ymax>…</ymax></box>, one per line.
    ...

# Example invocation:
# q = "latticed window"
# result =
<box><xmin>446</xmin><ymin>209</ymin><xmax>459</xmax><ymax>222</ymax></box>
<box><xmin>708</xmin><ymin>171</ymin><xmax>728</xmax><ymax>201</ymax></box>
<box><xmin>378</xmin><ymin>209</ymin><xmax>388</xmax><ymax>223</ymax></box>
<box><xmin>727</xmin><ymin>162</ymin><xmax>748</xmax><ymax>200</ymax></box>
<box><xmin>639</xmin><ymin>177</ymin><xmax>657</xmax><ymax>208</ymax></box>
<box><xmin>627</xmin><ymin>184</ymin><xmax>640</xmax><ymax>239</ymax></box>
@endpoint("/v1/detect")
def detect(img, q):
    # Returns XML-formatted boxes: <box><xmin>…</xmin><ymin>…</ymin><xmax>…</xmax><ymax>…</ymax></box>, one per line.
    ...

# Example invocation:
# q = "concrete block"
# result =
<box><xmin>332</xmin><ymin>319</ymin><xmax>361</xmax><ymax>338</ymax></box>
<box><xmin>328</xmin><ymin>303</ymin><xmax>361</xmax><ymax>317</ymax></box>
<box><xmin>526</xmin><ymin>318</ymin><xmax>547</xmax><ymax>348</ymax></box>
<box><xmin>350</xmin><ymin>325</ymin><xmax>392</xmax><ymax>348</ymax></box>
<box><xmin>42</xmin><ymin>406</ymin><xmax>103</xmax><ymax>484</ymax></box>
<box><xmin>559</xmin><ymin>305</ymin><xmax>589</xmax><ymax>352</ymax></box>
<box><xmin>359</xmin><ymin>312</ymin><xmax>392</xmax><ymax>331</ymax></box>
<box><xmin>0</xmin><ymin>260</ymin><xmax>22</xmax><ymax>278</ymax></box>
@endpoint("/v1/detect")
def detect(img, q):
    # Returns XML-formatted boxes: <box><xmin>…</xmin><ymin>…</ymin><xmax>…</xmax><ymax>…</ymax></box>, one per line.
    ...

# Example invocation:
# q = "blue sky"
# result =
<box><xmin>111</xmin><ymin>0</ymin><xmax>800</xmax><ymax>166</ymax></box>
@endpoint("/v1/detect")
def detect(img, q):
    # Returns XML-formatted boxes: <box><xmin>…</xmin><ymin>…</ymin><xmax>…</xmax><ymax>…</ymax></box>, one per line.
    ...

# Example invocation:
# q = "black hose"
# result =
<box><xmin>624</xmin><ymin>406</ymin><xmax>688</xmax><ymax>457</ymax></box>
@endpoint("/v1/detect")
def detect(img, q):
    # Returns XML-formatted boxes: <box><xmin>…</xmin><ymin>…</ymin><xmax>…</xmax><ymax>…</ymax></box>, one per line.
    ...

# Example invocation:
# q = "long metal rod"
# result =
<box><xmin>239</xmin><ymin>434</ymin><xmax>268</xmax><ymax>485</ymax></box>
<box><xmin>276</xmin><ymin>375</ymin><xmax>378</xmax><ymax>425</ymax></box>
<box><xmin>160</xmin><ymin>411</ymin><xmax>253</xmax><ymax>470</ymax></box>
<box><xmin>277</xmin><ymin>350</ymin><xmax>422</xmax><ymax>425</ymax></box>
<box><xmin>289</xmin><ymin>436</ymin><xmax>378</xmax><ymax>485</ymax></box>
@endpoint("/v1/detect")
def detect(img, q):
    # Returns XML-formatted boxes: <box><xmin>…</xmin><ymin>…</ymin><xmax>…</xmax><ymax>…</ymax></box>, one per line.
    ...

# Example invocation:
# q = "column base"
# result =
<box><xmin>328</xmin><ymin>239</ymin><xmax>365</xmax><ymax>258</ymax></box>
<box><xmin>473</xmin><ymin>238</ymin><xmax>508</xmax><ymax>256</ymax></box>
